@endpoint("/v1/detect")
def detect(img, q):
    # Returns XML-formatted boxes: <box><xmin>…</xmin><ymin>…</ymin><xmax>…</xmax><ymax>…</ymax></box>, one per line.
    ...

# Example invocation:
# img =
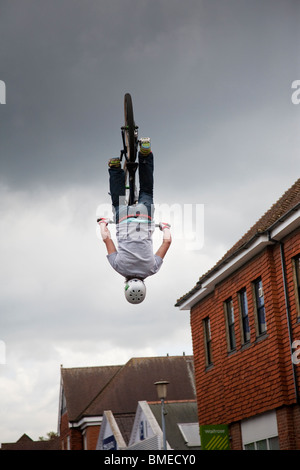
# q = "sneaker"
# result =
<box><xmin>108</xmin><ymin>158</ymin><xmax>121</xmax><ymax>168</ymax></box>
<box><xmin>139</xmin><ymin>137</ymin><xmax>151</xmax><ymax>155</ymax></box>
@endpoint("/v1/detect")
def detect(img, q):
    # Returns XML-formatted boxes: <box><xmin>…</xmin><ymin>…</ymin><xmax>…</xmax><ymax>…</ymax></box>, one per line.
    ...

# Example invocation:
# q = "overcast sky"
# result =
<box><xmin>0</xmin><ymin>0</ymin><xmax>299</xmax><ymax>443</ymax></box>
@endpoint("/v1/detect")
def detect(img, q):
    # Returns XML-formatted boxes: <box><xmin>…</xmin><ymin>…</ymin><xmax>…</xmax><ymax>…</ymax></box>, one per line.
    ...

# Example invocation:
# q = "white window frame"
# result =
<box><xmin>241</xmin><ymin>410</ymin><xmax>279</xmax><ymax>450</ymax></box>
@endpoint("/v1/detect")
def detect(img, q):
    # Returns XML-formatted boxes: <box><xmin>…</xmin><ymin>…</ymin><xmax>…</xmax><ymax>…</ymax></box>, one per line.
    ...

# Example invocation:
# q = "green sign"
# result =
<box><xmin>200</xmin><ymin>424</ymin><xmax>230</xmax><ymax>450</ymax></box>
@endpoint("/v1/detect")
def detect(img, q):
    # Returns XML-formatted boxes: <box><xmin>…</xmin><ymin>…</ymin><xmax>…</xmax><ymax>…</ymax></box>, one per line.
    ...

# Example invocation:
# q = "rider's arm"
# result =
<box><xmin>100</xmin><ymin>223</ymin><xmax>117</xmax><ymax>255</ymax></box>
<box><xmin>155</xmin><ymin>227</ymin><xmax>172</xmax><ymax>259</ymax></box>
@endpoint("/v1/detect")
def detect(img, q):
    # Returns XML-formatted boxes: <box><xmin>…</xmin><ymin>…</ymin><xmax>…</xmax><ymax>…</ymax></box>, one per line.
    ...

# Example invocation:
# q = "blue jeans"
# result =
<box><xmin>109</xmin><ymin>152</ymin><xmax>154</xmax><ymax>223</ymax></box>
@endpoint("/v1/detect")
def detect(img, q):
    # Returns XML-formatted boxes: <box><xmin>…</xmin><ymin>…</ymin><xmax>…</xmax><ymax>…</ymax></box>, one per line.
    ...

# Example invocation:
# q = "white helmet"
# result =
<box><xmin>124</xmin><ymin>279</ymin><xmax>146</xmax><ymax>304</ymax></box>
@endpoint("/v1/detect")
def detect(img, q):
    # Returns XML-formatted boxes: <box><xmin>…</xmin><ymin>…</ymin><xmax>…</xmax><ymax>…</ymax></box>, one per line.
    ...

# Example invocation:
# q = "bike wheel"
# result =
<box><xmin>123</xmin><ymin>93</ymin><xmax>138</xmax><ymax>205</ymax></box>
<box><xmin>124</xmin><ymin>93</ymin><xmax>137</xmax><ymax>162</ymax></box>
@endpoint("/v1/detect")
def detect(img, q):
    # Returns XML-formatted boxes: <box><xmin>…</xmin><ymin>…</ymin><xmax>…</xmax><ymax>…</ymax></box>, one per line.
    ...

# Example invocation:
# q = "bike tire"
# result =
<box><xmin>124</xmin><ymin>93</ymin><xmax>136</xmax><ymax>162</ymax></box>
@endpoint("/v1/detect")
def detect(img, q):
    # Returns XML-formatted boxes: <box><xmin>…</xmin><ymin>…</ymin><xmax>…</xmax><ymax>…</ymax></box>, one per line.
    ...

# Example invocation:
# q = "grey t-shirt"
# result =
<box><xmin>107</xmin><ymin>220</ymin><xmax>163</xmax><ymax>279</ymax></box>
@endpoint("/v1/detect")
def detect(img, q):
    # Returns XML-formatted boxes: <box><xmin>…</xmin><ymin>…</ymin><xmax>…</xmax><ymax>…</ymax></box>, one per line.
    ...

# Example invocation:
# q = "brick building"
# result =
<box><xmin>176</xmin><ymin>178</ymin><xmax>300</xmax><ymax>450</ymax></box>
<box><xmin>58</xmin><ymin>355</ymin><xmax>196</xmax><ymax>450</ymax></box>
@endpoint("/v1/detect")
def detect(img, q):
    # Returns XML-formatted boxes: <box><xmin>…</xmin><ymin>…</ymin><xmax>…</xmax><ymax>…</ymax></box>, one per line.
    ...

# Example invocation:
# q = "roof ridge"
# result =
<box><xmin>77</xmin><ymin>364</ymin><xmax>125</xmax><ymax>419</ymax></box>
<box><xmin>79</xmin><ymin>355</ymin><xmax>195</xmax><ymax>418</ymax></box>
<box><xmin>61</xmin><ymin>364</ymin><xmax>123</xmax><ymax>371</ymax></box>
<box><xmin>79</xmin><ymin>357</ymin><xmax>156</xmax><ymax>418</ymax></box>
<box><xmin>148</xmin><ymin>399</ymin><xmax>197</xmax><ymax>404</ymax></box>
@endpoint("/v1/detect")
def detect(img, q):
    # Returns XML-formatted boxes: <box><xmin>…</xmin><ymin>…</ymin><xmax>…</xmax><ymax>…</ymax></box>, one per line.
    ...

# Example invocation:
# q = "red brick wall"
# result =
<box><xmin>59</xmin><ymin>412</ymin><xmax>83</xmax><ymax>450</ymax></box>
<box><xmin>69</xmin><ymin>428</ymin><xmax>83</xmax><ymax>450</ymax></box>
<box><xmin>276</xmin><ymin>406</ymin><xmax>296</xmax><ymax>449</ymax></box>
<box><xmin>59</xmin><ymin>412</ymin><xmax>101</xmax><ymax>450</ymax></box>
<box><xmin>229</xmin><ymin>422</ymin><xmax>242</xmax><ymax>450</ymax></box>
<box><xmin>191</xmin><ymin>229</ymin><xmax>300</xmax><ymax>431</ymax></box>
<box><xmin>59</xmin><ymin>412</ymin><xmax>70</xmax><ymax>450</ymax></box>
<box><xmin>85</xmin><ymin>425</ymin><xmax>100</xmax><ymax>450</ymax></box>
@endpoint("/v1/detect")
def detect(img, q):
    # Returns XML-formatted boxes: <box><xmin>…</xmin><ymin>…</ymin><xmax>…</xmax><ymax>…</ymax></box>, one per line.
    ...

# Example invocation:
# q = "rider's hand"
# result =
<box><xmin>97</xmin><ymin>218</ymin><xmax>112</xmax><ymax>241</ymax></box>
<box><xmin>97</xmin><ymin>217</ymin><xmax>110</xmax><ymax>226</ymax></box>
<box><xmin>159</xmin><ymin>222</ymin><xmax>171</xmax><ymax>231</ymax></box>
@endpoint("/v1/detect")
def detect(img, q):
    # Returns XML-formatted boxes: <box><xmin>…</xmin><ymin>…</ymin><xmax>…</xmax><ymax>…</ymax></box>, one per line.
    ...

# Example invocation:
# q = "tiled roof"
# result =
<box><xmin>176</xmin><ymin>178</ymin><xmax>300</xmax><ymax>307</ymax></box>
<box><xmin>1</xmin><ymin>433</ymin><xmax>60</xmax><ymax>450</ymax></box>
<box><xmin>61</xmin><ymin>356</ymin><xmax>195</xmax><ymax>423</ymax></box>
<box><xmin>149</xmin><ymin>401</ymin><xmax>200</xmax><ymax>450</ymax></box>
<box><xmin>114</xmin><ymin>414</ymin><xmax>136</xmax><ymax>445</ymax></box>
<box><xmin>61</xmin><ymin>365</ymin><xmax>122</xmax><ymax>421</ymax></box>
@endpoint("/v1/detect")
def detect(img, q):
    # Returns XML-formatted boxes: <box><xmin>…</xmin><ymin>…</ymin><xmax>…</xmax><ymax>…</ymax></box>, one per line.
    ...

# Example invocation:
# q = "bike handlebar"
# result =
<box><xmin>97</xmin><ymin>218</ymin><xmax>170</xmax><ymax>228</ymax></box>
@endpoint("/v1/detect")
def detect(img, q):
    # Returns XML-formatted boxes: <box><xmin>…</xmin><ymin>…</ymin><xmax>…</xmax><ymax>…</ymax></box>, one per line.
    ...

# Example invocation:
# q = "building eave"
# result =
<box><xmin>177</xmin><ymin>206</ymin><xmax>300</xmax><ymax>311</ymax></box>
<box><xmin>69</xmin><ymin>416</ymin><xmax>103</xmax><ymax>430</ymax></box>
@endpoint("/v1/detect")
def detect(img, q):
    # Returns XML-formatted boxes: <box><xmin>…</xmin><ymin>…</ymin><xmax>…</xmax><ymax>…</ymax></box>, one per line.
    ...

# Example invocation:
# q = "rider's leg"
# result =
<box><xmin>137</xmin><ymin>151</ymin><xmax>154</xmax><ymax>218</ymax></box>
<box><xmin>109</xmin><ymin>166</ymin><xmax>126</xmax><ymax>222</ymax></box>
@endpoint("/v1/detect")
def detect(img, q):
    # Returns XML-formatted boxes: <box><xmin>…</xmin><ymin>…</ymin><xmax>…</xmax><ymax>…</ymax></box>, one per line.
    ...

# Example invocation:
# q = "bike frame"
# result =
<box><xmin>120</xmin><ymin>93</ymin><xmax>139</xmax><ymax>206</ymax></box>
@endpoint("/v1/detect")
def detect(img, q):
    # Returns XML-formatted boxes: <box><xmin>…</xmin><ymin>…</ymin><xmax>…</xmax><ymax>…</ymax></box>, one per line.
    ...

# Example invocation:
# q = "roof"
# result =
<box><xmin>61</xmin><ymin>365</ymin><xmax>121</xmax><ymax>421</ymax></box>
<box><xmin>149</xmin><ymin>401</ymin><xmax>200</xmax><ymax>450</ymax></box>
<box><xmin>113</xmin><ymin>414</ymin><xmax>136</xmax><ymax>446</ymax></box>
<box><xmin>176</xmin><ymin>178</ymin><xmax>300</xmax><ymax>308</ymax></box>
<box><xmin>1</xmin><ymin>433</ymin><xmax>60</xmax><ymax>451</ymax></box>
<box><xmin>96</xmin><ymin>410</ymin><xmax>127</xmax><ymax>450</ymax></box>
<box><xmin>127</xmin><ymin>399</ymin><xmax>199</xmax><ymax>450</ymax></box>
<box><xmin>61</xmin><ymin>356</ymin><xmax>196</xmax><ymax>423</ymax></box>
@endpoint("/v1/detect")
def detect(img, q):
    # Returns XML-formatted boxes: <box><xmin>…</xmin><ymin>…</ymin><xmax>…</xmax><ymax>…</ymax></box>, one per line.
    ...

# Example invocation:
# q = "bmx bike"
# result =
<box><xmin>120</xmin><ymin>92</ymin><xmax>139</xmax><ymax>206</ymax></box>
<box><xmin>97</xmin><ymin>93</ymin><xmax>170</xmax><ymax>231</ymax></box>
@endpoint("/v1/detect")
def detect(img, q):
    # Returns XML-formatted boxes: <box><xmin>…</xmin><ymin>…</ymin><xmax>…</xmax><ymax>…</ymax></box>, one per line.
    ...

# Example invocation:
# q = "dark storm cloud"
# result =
<box><xmin>0</xmin><ymin>0</ymin><xmax>298</xmax><ymax>191</ymax></box>
<box><xmin>0</xmin><ymin>0</ymin><xmax>202</xmax><ymax>188</ymax></box>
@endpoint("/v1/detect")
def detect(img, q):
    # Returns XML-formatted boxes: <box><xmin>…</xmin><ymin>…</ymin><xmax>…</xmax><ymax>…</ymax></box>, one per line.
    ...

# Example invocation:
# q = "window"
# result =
<box><xmin>203</xmin><ymin>317</ymin><xmax>212</xmax><ymax>366</ymax></box>
<box><xmin>293</xmin><ymin>255</ymin><xmax>300</xmax><ymax>316</ymax></box>
<box><xmin>253</xmin><ymin>277</ymin><xmax>266</xmax><ymax>335</ymax></box>
<box><xmin>238</xmin><ymin>288</ymin><xmax>250</xmax><ymax>344</ymax></box>
<box><xmin>244</xmin><ymin>436</ymin><xmax>279</xmax><ymax>450</ymax></box>
<box><xmin>241</xmin><ymin>410</ymin><xmax>279</xmax><ymax>450</ymax></box>
<box><xmin>61</xmin><ymin>389</ymin><xmax>67</xmax><ymax>415</ymax></box>
<box><xmin>224</xmin><ymin>298</ymin><xmax>236</xmax><ymax>351</ymax></box>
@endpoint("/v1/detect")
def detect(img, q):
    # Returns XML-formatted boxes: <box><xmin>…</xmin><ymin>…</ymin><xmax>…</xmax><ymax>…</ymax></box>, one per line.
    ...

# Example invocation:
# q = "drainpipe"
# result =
<box><xmin>279</xmin><ymin>240</ymin><xmax>300</xmax><ymax>404</ymax></box>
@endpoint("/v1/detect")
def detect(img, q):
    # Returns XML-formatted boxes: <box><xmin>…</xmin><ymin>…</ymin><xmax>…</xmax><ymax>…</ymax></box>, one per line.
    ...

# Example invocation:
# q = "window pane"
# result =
<box><xmin>240</xmin><ymin>289</ymin><xmax>250</xmax><ymax>343</ymax></box>
<box><xmin>207</xmin><ymin>341</ymin><xmax>212</xmax><ymax>365</ymax></box>
<box><xmin>205</xmin><ymin>317</ymin><xmax>211</xmax><ymax>340</ymax></box>
<box><xmin>244</xmin><ymin>442</ymin><xmax>255</xmax><ymax>450</ymax></box>
<box><xmin>256</xmin><ymin>439</ymin><xmax>267</xmax><ymax>450</ymax></box>
<box><xmin>227</xmin><ymin>299</ymin><xmax>234</xmax><ymax>324</ymax></box>
<box><xmin>204</xmin><ymin>318</ymin><xmax>212</xmax><ymax>366</ymax></box>
<box><xmin>254</xmin><ymin>278</ymin><xmax>266</xmax><ymax>334</ymax></box>
<box><xmin>229</xmin><ymin>324</ymin><xmax>236</xmax><ymax>349</ymax></box>
<box><xmin>269</xmin><ymin>437</ymin><xmax>280</xmax><ymax>450</ymax></box>
<box><xmin>294</xmin><ymin>255</ymin><xmax>300</xmax><ymax>314</ymax></box>
<box><xmin>255</xmin><ymin>279</ymin><xmax>264</xmax><ymax>307</ymax></box>
<box><xmin>226</xmin><ymin>299</ymin><xmax>236</xmax><ymax>350</ymax></box>
<box><xmin>243</xmin><ymin>316</ymin><xmax>250</xmax><ymax>342</ymax></box>
<box><xmin>258</xmin><ymin>306</ymin><xmax>266</xmax><ymax>333</ymax></box>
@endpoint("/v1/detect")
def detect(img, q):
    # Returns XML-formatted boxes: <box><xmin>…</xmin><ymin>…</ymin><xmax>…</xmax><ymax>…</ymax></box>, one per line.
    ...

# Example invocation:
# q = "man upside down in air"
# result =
<box><xmin>98</xmin><ymin>138</ymin><xmax>171</xmax><ymax>304</ymax></box>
